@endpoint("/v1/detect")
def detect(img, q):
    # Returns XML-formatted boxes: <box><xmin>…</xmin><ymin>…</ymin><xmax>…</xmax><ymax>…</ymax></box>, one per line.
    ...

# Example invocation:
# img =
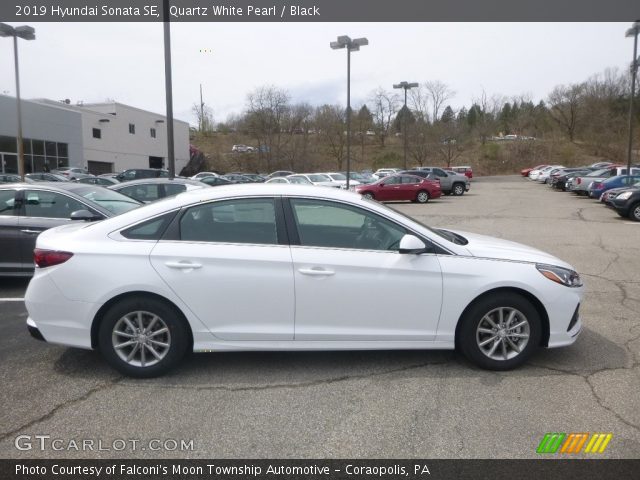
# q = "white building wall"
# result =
<box><xmin>79</xmin><ymin>102</ymin><xmax>190</xmax><ymax>173</ymax></box>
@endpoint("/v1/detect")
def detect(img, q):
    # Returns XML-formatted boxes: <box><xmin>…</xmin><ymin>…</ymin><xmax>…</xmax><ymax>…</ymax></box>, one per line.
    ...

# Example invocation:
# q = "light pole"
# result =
<box><xmin>393</xmin><ymin>81</ymin><xmax>418</xmax><ymax>170</ymax></box>
<box><xmin>0</xmin><ymin>23</ymin><xmax>35</xmax><ymax>180</ymax></box>
<box><xmin>331</xmin><ymin>35</ymin><xmax>368</xmax><ymax>189</ymax></box>
<box><xmin>626</xmin><ymin>21</ymin><xmax>640</xmax><ymax>176</ymax></box>
<box><xmin>162</xmin><ymin>0</ymin><xmax>176</xmax><ymax>179</ymax></box>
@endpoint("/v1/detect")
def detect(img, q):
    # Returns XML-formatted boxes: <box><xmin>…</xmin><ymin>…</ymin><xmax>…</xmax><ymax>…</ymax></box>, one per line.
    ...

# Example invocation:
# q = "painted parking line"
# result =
<box><xmin>0</xmin><ymin>298</ymin><xmax>25</xmax><ymax>302</ymax></box>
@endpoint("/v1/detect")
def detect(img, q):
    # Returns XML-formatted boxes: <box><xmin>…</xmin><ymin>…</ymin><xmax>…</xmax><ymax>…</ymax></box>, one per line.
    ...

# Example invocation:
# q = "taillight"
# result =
<box><xmin>33</xmin><ymin>249</ymin><xmax>73</xmax><ymax>268</ymax></box>
<box><xmin>592</xmin><ymin>182</ymin><xmax>603</xmax><ymax>189</ymax></box>
<box><xmin>577</xmin><ymin>178</ymin><xmax>581</xmax><ymax>184</ymax></box>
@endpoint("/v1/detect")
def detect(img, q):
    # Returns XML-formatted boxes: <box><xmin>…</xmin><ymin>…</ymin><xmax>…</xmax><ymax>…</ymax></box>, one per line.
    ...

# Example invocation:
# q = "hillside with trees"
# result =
<box><xmin>188</xmin><ymin>67</ymin><xmax>639</xmax><ymax>175</ymax></box>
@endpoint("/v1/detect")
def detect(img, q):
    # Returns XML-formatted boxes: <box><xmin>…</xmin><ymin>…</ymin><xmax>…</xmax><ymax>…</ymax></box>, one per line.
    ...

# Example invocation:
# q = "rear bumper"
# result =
<box><xmin>27</xmin><ymin>318</ymin><xmax>46</xmax><ymax>342</ymax></box>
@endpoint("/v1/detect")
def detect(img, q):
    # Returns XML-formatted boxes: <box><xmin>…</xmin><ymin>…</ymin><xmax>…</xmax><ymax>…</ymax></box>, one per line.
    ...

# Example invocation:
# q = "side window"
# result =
<box><xmin>383</xmin><ymin>176</ymin><xmax>401</xmax><ymax>185</ymax></box>
<box><xmin>121</xmin><ymin>212</ymin><xmax>177</xmax><ymax>240</ymax></box>
<box><xmin>0</xmin><ymin>190</ymin><xmax>16</xmax><ymax>216</ymax></box>
<box><xmin>179</xmin><ymin>198</ymin><xmax>278</xmax><ymax>245</ymax></box>
<box><xmin>434</xmin><ymin>168</ymin><xmax>447</xmax><ymax>177</ymax></box>
<box><xmin>24</xmin><ymin>190</ymin><xmax>85</xmax><ymax>219</ymax></box>
<box><xmin>163</xmin><ymin>183</ymin><xmax>187</xmax><ymax>197</ymax></box>
<box><xmin>119</xmin><ymin>184</ymin><xmax>160</xmax><ymax>202</ymax></box>
<box><xmin>123</xmin><ymin>170</ymin><xmax>136</xmax><ymax>180</ymax></box>
<box><xmin>289</xmin><ymin>199</ymin><xmax>406</xmax><ymax>251</ymax></box>
<box><xmin>401</xmin><ymin>176</ymin><xmax>420</xmax><ymax>184</ymax></box>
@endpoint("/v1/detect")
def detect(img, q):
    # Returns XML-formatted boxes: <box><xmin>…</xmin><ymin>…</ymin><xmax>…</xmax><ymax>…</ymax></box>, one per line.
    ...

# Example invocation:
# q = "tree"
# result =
<box><xmin>440</xmin><ymin>105</ymin><xmax>455</xmax><ymax>124</ymax></box>
<box><xmin>392</xmin><ymin>105</ymin><xmax>416</xmax><ymax>133</ymax></box>
<box><xmin>425</xmin><ymin>80</ymin><xmax>455</xmax><ymax>122</ymax></box>
<box><xmin>369</xmin><ymin>88</ymin><xmax>399</xmax><ymax>147</ymax></box>
<box><xmin>354</xmin><ymin>104</ymin><xmax>373</xmax><ymax>163</ymax></box>
<box><xmin>547</xmin><ymin>83</ymin><xmax>584</xmax><ymax>142</ymax></box>
<box><xmin>245</xmin><ymin>86</ymin><xmax>291</xmax><ymax>170</ymax></box>
<box><xmin>314</xmin><ymin>105</ymin><xmax>346</xmax><ymax>170</ymax></box>
<box><xmin>192</xmin><ymin>102</ymin><xmax>214</xmax><ymax>133</ymax></box>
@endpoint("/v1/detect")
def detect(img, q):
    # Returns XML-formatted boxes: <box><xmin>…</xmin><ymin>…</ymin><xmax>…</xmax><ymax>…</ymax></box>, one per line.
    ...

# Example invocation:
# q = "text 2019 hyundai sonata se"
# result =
<box><xmin>25</xmin><ymin>184</ymin><xmax>584</xmax><ymax>377</ymax></box>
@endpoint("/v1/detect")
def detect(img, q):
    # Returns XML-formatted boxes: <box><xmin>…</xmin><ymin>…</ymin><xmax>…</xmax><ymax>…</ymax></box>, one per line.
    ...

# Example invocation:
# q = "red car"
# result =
<box><xmin>521</xmin><ymin>164</ymin><xmax>547</xmax><ymax>177</ymax></box>
<box><xmin>355</xmin><ymin>174</ymin><xmax>441</xmax><ymax>203</ymax></box>
<box><xmin>451</xmin><ymin>166</ymin><xmax>473</xmax><ymax>179</ymax></box>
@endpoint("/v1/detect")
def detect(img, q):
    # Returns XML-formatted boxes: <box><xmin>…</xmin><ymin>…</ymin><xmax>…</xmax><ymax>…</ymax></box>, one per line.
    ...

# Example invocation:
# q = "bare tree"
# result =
<box><xmin>314</xmin><ymin>105</ymin><xmax>346</xmax><ymax>170</ymax></box>
<box><xmin>425</xmin><ymin>80</ymin><xmax>455</xmax><ymax>122</ymax></box>
<box><xmin>192</xmin><ymin>102</ymin><xmax>214</xmax><ymax>133</ymax></box>
<box><xmin>547</xmin><ymin>83</ymin><xmax>584</xmax><ymax>142</ymax></box>
<box><xmin>245</xmin><ymin>86</ymin><xmax>291</xmax><ymax>170</ymax></box>
<box><xmin>369</xmin><ymin>88</ymin><xmax>400</xmax><ymax>147</ymax></box>
<box><xmin>407</xmin><ymin>85</ymin><xmax>430</xmax><ymax>123</ymax></box>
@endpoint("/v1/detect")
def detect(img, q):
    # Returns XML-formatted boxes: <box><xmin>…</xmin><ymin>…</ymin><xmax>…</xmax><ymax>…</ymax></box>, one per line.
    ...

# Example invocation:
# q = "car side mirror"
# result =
<box><xmin>70</xmin><ymin>209</ymin><xmax>102</xmax><ymax>221</ymax></box>
<box><xmin>398</xmin><ymin>234</ymin><xmax>429</xmax><ymax>254</ymax></box>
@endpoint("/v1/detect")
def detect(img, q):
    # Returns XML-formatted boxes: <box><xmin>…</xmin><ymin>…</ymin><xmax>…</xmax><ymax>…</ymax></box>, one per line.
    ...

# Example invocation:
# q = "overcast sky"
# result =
<box><xmin>0</xmin><ymin>22</ymin><xmax>634</xmax><ymax>126</ymax></box>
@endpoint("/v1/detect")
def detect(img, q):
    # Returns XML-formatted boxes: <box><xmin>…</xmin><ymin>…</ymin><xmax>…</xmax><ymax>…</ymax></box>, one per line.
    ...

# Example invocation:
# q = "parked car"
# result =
<box><xmin>373</xmin><ymin>168</ymin><xmax>401</xmax><ymax>179</ymax></box>
<box><xmin>198</xmin><ymin>176</ymin><xmax>233</xmax><ymax>187</ymax></box>
<box><xmin>1</xmin><ymin>174</ymin><xmax>24</xmax><ymax>183</ymax></box>
<box><xmin>601</xmin><ymin>182</ymin><xmax>640</xmax><ymax>205</ymax></box>
<box><xmin>521</xmin><ymin>164</ymin><xmax>547</xmax><ymax>177</ymax></box>
<box><xmin>323</xmin><ymin>172</ymin><xmax>360</xmax><ymax>188</ymax></box>
<box><xmin>0</xmin><ymin>182</ymin><xmax>140</xmax><ymax>276</ymax></box>
<box><xmin>450</xmin><ymin>166</ymin><xmax>473</xmax><ymax>179</ymax></box>
<box><xmin>25</xmin><ymin>184</ymin><xmax>584</xmax><ymax>377</ymax></box>
<box><xmin>116</xmin><ymin>168</ymin><xmax>169</xmax><ymax>182</ymax></box>
<box><xmin>610</xmin><ymin>188</ymin><xmax>640</xmax><ymax>221</ymax></box>
<box><xmin>228</xmin><ymin>173</ymin><xmax>266</xmax><ymax>183</ymax></box>
<box><xmin>412</xmin><ymin>167</ymin><xmax>470</xmax><ymax>195</ymax></box>
<box><xmin>267</xmin><ymin>171</ymin><xmax>295</xmax><ymax>179</ymax></box>
<box><xmin>536</xmin><ymin>166</ymin><xmax>565</xmax><ymax>184</ymax></box>
<box><xmin>530</xmin><ymin>165</ymin><xmax>563</xmax><ymax>182</ymax></box>
<box><xmin>587</xmin><ymin>175</ymin><xmax>640</xmax><ymax>199</ymax></box>
<box><xmin>347</xmin><ymin>172</ymin><xmax>376</xmax><ymax>184</ymax></box>
<box><xmin>221</xmin><ymin>174</ymin><xmax>255</xmax><ymax>184</ymax></box>
<box><xmin>295</xmin><ymin>173</ymin><xmax>341</xmax><ymax>188</ymax></box>
<box><xmin>108</xmin><ymin>178</ymin><xmax>207</xmax><ymax>203</ymax></box>
<box><xmin>231</xmin><ymin>144</ymin><xmax>256</xmax><ymax>153</ymax></box>
<box><xmin>355</xmin><ymin>174</ymin><xmax>441</xmax><ymax>203</ymax></box>
<box><xmin>550</xmin><ymin>169</ymin><xmax>592</xmax><ymax>191</ymax></box>
<box><xmin>570</xmin><ymin>166</ymin><xmax>640</xmax><ymax>195</ymax></box>
<box><xmin>191</xmin><ymin>172</ymin><xmax>220</xmax><ymax>180</ymax></box>
<box><xmin>51</xmin><ymin>167</ymin><xmax>94</xmax><ymax>181</ymax></box>
<box><xmin>265</xmin><ymin>175</ymin><xmax>313</xmax><ymax>185</ymax></box>
<box><xmin>77</xmin><ymin>176</ymin><xmax>120</xmax><ymax>186</ymax></box>
<box><xmin>25</xmin><ymin>173</ymin><xmax>70</xmax><ymax>182</ymax></box>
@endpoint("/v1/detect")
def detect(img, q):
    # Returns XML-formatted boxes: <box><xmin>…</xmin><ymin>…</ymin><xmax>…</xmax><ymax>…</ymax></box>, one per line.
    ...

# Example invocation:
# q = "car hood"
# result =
<box><xmin>447</xmin><ymin>229</ymin><xmax>573</xmax><ymax>269</ymax></box>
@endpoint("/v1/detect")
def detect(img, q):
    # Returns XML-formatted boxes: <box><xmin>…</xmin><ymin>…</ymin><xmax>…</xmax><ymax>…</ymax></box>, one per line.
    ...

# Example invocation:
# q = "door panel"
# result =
<box><xmin>149</xmin><ymin>198</ymin><xmax>294</xmax><ymax>340</ymax></box>
<box><xmin>0</xmin><ymin>189</ymin><xmax>22</xmax><ymax>274</ymax></box>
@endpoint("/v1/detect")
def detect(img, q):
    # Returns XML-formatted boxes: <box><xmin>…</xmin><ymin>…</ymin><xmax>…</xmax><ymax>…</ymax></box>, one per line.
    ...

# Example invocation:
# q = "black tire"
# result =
<box><xmin>458</xmin><ymin>292</ymin><xmax>541</xmax><ymax>370</ymax></box>
<box><xmin>416</xmin><ymin>190</ymin><xmax>429</xmax><ymax>204</ymax></box>
<box><xmin>362</xmin><ymin>192</ymin><xmax>375</xmax><ymax>200</ymax></box>
<box><xmin>452</xmin><ymin>183</ymin><xmax>465</xmax><ymax>196</ymax></box>
<box><xmin>98</xmin><ymin>296</ymin><xmax>189</xmax><ymax>378</ymax></box>
<box><xmin>629</xmin><ymin>202</ymin><xmax>640</xmax><ymax>222</ymax></box>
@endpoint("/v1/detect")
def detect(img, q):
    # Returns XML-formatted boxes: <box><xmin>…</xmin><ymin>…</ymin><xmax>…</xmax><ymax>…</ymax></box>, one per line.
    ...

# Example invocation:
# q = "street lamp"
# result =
<box><xmin>331</xmin><ymin>35</ymin><xmax>368</xmax><ymax>189</ymax></box>
<box><xmin>393</xmin><ymin>81</ymin><xmax>419</xmax><ymax>170</ymax></box>
<box><xmin>162</xmin><ymin>0</ymin><xmax>176</xmax><ymax>179</ymax></box>
<box><xmin>0</xmin><ymin>23</ymin><xmax>35</xmax><ymax>180</ymax></box>
<box><xmin>625</xmin><ymin>21</ymin><xmax>640</xmax><ymax>176</ymax></box>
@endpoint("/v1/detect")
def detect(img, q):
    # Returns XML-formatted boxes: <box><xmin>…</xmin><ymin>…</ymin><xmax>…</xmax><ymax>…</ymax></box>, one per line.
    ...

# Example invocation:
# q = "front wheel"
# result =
<box><xmin>416</xmin><ymin>190</ymin><xmax>429</xmax><ymax>203</ymax></box>
<box><xmin>98</xmin><ymin>297</ymin><xmax>189</xmax><ymax>378</ymax></box>
<box><xmin>362</xmin><ymin>192</ymin><xmax>375</xmax><ymax>200</ymax></box>
<box><xmin>458</xmin><ymin>293</ymin><xmax>541</xmax><ymax>370</ymax></box>
<box><xmin>452</xmin><ymin>183</ymin><xmax>465</xmax><ymax>196</ymax></box>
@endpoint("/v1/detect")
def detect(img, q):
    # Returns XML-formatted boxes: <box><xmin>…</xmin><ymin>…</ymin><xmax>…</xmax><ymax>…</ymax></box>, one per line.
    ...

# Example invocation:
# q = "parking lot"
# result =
<box><xmin>0</xmin><ymin>175</ymin><xmax>638</xmax><ymax>459</ymax></box>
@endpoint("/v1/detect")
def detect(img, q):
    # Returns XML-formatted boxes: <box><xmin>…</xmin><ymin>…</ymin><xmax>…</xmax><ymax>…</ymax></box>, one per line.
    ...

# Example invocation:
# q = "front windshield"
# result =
<box><xmin>73</xmin><ymin>186</ymin><xmax>141</xmax><ymax>215</ymax></box>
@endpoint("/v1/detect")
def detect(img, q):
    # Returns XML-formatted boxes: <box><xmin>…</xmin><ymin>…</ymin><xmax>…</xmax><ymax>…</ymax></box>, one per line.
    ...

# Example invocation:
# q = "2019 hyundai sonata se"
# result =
<box><xmin>25</xmin><ymin>184</ymin><xmax>584</xmax><ymax>377</ymax></box>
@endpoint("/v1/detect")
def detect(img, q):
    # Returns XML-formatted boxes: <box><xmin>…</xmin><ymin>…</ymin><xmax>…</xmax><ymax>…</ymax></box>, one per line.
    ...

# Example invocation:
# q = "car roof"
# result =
<box><xmin>108</xmin><ymin>178</ymin><xmax>204</xmax><ymax>187</ymax></box>
<box><xmin>0</xmin><ymin>181</ymin><xmax>106</xmax><ymax>193</ymax></box>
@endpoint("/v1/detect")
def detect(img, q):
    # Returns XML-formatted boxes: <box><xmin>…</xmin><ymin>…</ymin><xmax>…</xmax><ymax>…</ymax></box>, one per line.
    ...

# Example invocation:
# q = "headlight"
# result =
<box><xmin>536</xmin><ymin>264</ymin><xmax>583</xmax><ymax>288</ymax></box>
<box><xmin>617</xmin><ymin>191</ymin><xmax>633</xmax><ymax>200</ymax></box>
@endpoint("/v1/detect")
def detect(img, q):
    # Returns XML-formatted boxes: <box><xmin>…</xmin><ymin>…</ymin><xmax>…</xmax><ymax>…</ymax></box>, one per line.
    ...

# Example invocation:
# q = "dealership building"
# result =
<box><xmin>0</xmin><ymin>95</ymin><xmax>190</xmax><ymax>175</ymax></box>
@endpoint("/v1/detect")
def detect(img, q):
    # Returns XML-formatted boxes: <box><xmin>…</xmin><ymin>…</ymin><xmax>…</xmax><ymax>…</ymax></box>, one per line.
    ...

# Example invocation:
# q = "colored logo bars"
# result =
<box><xmin>536</xmin><ymin>433</ymin><xmax>613</xmax><ymax>454</ymax></box>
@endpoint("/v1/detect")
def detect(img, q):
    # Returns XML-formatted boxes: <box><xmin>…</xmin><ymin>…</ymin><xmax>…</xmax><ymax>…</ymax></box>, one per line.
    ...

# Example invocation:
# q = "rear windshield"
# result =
<box><xmin>72</xmin><ymin>186</ymin><xmax>141</xmax><ymax>215</ymax></box>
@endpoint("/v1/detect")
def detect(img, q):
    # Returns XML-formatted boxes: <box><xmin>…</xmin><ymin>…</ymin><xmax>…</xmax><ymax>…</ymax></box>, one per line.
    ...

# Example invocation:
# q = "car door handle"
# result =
<box><xmin>20</xmin><ymin>229</ymin><xmax>43</xmax><ymax>235</ymax></box>
<box><xmin>298</xmin><ymin>267</ymin><xmax>335</xmax><ymax>276</ymax></box>
<box><xmin>165</xmin><ymin>261</ymin><xmax>202</xmax><ymax>270</ymax></box>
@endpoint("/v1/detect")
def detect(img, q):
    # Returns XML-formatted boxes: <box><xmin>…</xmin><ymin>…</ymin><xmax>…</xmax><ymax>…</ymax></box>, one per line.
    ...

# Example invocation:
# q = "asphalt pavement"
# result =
<box><xmin>1</xmin><ymin>176</ymin><xmax>638</xmax><ymax>459</ymax></box>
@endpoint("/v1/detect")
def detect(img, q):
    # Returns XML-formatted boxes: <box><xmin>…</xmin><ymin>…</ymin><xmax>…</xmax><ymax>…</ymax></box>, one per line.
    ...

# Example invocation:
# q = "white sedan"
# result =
<box><xmin>26</xmin><ymin>185</ymin><xmax>584</xmax><ymax>377</ymax></box>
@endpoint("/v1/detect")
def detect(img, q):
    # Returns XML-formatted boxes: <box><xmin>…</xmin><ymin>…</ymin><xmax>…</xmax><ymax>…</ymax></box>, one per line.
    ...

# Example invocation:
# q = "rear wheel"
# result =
<box><xmin>416</xmin><ymin>190</ymin><xmax>429</xmax><ymax>203</ymax></box>
<box><xmin>452</xmin><ymin>183</ymin><xmax>465</xmax><ymax>196</ymax></box>
<box><xmin>458</xmin><ymin>293</ymin><xmax>541</xmax><ymax>370</ymax></box>
<box><xmin>98</xmin><ymin>297</ymin><xmax>189</xmax><ymax>378</ymax></box>
<box><xmin>630</xmin><ymin>202</ymin><xmax>640</xmax><ymax>222</ymax></box>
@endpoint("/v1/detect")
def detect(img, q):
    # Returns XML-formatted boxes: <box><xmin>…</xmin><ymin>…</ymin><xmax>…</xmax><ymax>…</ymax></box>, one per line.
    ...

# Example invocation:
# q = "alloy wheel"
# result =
<box><xmin>475</xmin><ymin>307</ymin><xmax>530</xmax><ymax>361</ymax></box>
<box><xmin>112</xmin><ymin>311</ymin><xmax>172</xmax><ymax>367</ymax></box>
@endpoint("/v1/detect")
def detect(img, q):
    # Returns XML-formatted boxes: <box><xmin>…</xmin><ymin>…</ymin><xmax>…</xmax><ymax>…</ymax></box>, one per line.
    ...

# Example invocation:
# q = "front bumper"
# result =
<box><xmin>27</xmin><ymin>318</ymin><xmax>46</xmax><ymax>342</ymax></box>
